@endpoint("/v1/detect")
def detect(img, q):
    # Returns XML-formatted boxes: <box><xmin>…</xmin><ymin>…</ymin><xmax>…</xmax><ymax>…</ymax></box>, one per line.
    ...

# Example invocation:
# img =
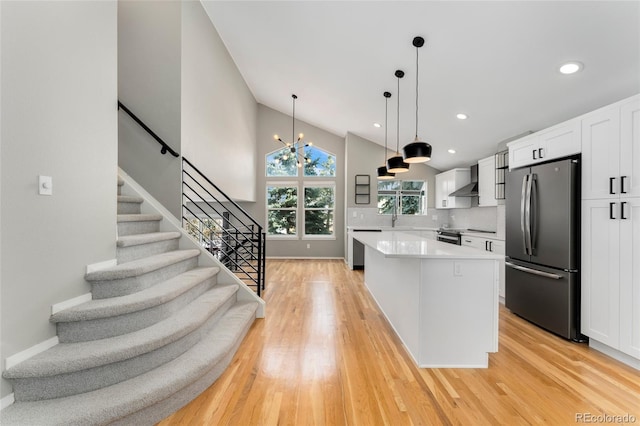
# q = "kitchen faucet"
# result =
<box><xmin>391</xmin><ymin>200</ymin><xmax>398</xmax><ymax>228</ymax></box>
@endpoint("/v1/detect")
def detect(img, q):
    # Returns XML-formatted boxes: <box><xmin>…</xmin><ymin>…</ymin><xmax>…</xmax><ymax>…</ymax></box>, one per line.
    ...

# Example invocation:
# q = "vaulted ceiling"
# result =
<box><xmin>202</xmin><ymin>1</ymin><xmax>640</xmax><ymax>171</ymax></box>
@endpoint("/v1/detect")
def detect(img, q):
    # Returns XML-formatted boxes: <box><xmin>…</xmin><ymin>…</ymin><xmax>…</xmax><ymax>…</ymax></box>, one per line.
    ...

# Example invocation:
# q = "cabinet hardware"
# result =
<box><xmin>609</xmin><ymin>177</ymin><xmax>616</xmax><ymax>194</ymax></box>
<box><xmin>532</xmin><ymin>149</ymin><xmax>537</xmax><ymax>160</ymax></box>
<box><xmin>538</xmin><ymin>148</ymin><xmax>544</xmax><ymax>158</ymax></box>
<box><xmin>485</xmin><ymin>241</ymin><xmax>488</xmax><ymax>251</ymax></box>
<box><xmin>489</xmin><ymin>241</ymin><xmax>493</xmax><ymax>252</ymax></box>
<box><xmin>621</xmin><ymin>202</ymin><xmax>627</xmax><ymax>220</ymax></box>
<box><xmin>621</xmin><ymin>176</ymin><xmax>627</xmax><ymax>194</ymax></box>
<box><xmin>609</xmin><ymin>202</ymin><xmax>616</xmax><ymax>220</ymax></box>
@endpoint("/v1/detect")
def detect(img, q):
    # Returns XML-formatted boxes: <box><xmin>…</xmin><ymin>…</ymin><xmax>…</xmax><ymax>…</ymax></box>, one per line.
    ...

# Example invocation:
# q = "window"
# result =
<box><xmin>304</xmin><ymin>183</ymin><xmax>335</xmax><ymax>237</ymax></box>
<box><xmin>303</xmin><ymin>145</ymin><xmax>336</xmax><ymax>177</ymax></box>
<box><xmin>266</xmin><ymin>143</ymin><xmax>337</xmax><ymax>239</ymax></box>
<box><xmin>377</xmin><ymin>180</ymin><xmax>426</xmax><ymax>215</ymax></box>
<box><xmin>266</xmin><ymin>145</ymin><xmax>336</xmax><ymax>178</ymax></box>
<box><xmin>266</xmin><ymin>183</ymin><xmax>298</xmax><ymax>236</ymax></box>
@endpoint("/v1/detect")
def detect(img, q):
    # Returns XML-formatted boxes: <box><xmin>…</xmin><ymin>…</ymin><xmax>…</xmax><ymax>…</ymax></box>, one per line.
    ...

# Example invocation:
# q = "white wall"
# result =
<box><xmin>182</xmin><ymin>1</ymin><xmax>257</xmax><ymax>202</ymax></box>
<box><xmin>118</xmin><ymin>0</ymin><xmax>182</xmax><ymax>218</ymax></box>
<box><xmin>0</xmin><ymin>1</ymin><xmax>118</xmax><ymax>398</ymax></box>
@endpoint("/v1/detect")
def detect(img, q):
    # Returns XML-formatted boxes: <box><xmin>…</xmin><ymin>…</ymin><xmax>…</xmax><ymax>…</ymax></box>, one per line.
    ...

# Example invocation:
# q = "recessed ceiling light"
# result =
<box><xmin>373</xmin><ymin>122</ymin><xmax>381</xmax><ymax>128</ymax></box>
<box><xmin>559</xmin><ymin>61</ymin><xmax>583</xmax><ymax>75</ymax></box>
<box><xmin>448</xmin><ymin>149</ymin><xmax>456</xmax><ymax>154</ymax></box>
<box><xmin>456</xmin><ymin>113</ymin><xmax>468</xmax><ymax>120</ymax></box>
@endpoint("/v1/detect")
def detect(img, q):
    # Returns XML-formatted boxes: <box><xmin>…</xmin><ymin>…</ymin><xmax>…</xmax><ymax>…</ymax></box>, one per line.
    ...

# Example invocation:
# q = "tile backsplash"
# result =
<box><xmin>347</xmin><ymin>204</ymin><xmax>506</xmax><ymax>239</ymax></box>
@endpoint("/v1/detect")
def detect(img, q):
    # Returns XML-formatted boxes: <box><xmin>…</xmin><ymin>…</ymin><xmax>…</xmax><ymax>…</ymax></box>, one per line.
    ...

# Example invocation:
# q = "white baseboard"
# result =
<box><xmin>86</xmin><ymin>258</ymin><xmax>117</xmax><ymax>274</ymax></box>
<box><xmin>51</xmin><ymin>293</ymin><xmax>92</xmax><ymax>315</ymax></box>
<box><xmin>0</xmin><ymin>393</ymin><xmax>15</xmax><ymax>410</ymax></box>
<box><xmin>266</xmin><ymin>256</ymin><xmax>345</xmax><ymax>260</ymax></box>
<box><xmin>589</xmin><ymin>339</ymin><xmax>640</xmax><ymax>371</ymax></box>
<box><xmin>5</xmin><ymin>336</ymin><xmax>59</xmax><ymax>370</ymax></box>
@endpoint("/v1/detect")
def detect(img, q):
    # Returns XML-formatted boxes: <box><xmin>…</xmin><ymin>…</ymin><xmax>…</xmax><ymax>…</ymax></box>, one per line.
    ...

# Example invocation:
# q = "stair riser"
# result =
<box><xmin>57</xmin><ymin>276</ymin><xmax>217</xmax><ymax>343</ymax></box>
<box><xmin>12</xmin><ymin>294</ymin><xmax>238</xmax><ymax>402</ymax></box>
<box><xmin>91</xmin><ymin>257</ymin><xmax>199</xmax><ymax>299</ymax></box>
<box><xmin>117</xmin><ymin>220</ymin><xmax>160</xmax><ymax>236</ymax></box>
<box><xmin>117</xmin><ymin>202</ymin><xmax>142</xmax><ymax>215</ymax></box>
<box><xmin>113</xmin><ymin>320</ymin><xmax>252</xmax><ymax>426</ymax></box>
<box><xmin>117</xmin><ymin>238</ymin><xmax>180</xmax><ymax>264</ymax></box>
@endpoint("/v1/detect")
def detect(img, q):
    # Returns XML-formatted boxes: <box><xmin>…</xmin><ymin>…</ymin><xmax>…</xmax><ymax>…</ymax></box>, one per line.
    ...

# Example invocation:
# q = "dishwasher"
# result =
<box><xmin>352</xmin><ymin>229</ymin><xmax>381</xmax><ymax>269</ymax></box>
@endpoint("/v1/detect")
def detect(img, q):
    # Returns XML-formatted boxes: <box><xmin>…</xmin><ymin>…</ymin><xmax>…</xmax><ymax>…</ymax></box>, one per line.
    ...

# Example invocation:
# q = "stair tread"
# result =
<box><xmin>85</xmin><ymin>249</ymin><xmax>200</xmax><ymax>281</ymax></box>
<box><xmin>51</xmin><ymin>267</ymin><xmax>220</xmax><ymax>323</ymax></box>
<box><xmin>117</xmin><ymin>213</ymin><xmax>162</xmax><ymax>223</ymax></box>
<box><xmin>117</xmin><ymin>195</ymin><xmax>143</xmax><ymax>204</ymax></box>
<box><xmin>4</xmin><ymin>284</ymin><xmax>240</xmax><ymax>378</ymax></box>
<box><xmin>0</xmin><ymin>301</ymin><xmax>258</xmax><ymax>426</ymax></box>
<box><xmin>117</xmin><ymin>231</ymin><xmax>181</xmax><ymax>248</ymax></box>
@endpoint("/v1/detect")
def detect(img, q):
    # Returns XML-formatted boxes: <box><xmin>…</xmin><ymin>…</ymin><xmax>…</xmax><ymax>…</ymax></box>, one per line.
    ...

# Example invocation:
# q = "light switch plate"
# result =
<box><xmin>39</xmin><ymin>176</ymin><xmax>53</xmax><ymax>196</ymax></box>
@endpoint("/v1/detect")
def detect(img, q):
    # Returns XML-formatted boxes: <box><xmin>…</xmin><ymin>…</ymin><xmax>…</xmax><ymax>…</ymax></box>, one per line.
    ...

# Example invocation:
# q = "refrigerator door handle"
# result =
<box><xmin>520</xmin><ymin>174</ymin><xmax>529</xmax><ymax>255</ymax></box>
<box><xmin>525</xmin><ymin>174</ymin><xmax>534</xmax><ymax>255</ymax></box>
<box><xmin>506</xmin><ymin>262</ymin><xmax>563</xmax><ymax>280</ymax></box>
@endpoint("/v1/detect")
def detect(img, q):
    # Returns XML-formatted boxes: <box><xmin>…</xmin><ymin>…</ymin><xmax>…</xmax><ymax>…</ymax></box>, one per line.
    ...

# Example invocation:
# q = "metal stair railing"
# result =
<box><xmin>182</xmin><ymin>157</ymin><xmax>265</xmax><ymax>296</ymax></box>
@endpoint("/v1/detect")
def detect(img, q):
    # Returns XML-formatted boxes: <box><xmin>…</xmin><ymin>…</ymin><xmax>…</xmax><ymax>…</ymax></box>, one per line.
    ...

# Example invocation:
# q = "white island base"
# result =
<box><xmin>358</xmin><ymin>232</ymin><xmax>500</xmax><ymax>368</ymax></box>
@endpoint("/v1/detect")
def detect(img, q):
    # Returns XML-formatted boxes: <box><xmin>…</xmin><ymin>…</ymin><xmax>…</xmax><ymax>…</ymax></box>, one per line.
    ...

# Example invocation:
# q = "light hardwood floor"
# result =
<box><xmin>159</xmin><ymin>259</ymin><xmax>640</xmax><ymax>425</ymax></box>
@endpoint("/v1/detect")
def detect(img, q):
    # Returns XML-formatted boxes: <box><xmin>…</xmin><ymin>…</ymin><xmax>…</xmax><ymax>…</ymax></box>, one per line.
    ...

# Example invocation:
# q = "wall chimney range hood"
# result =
<box><xmin>449</xmin><ymin>164</ymin><xmax>479</xmax><ymax>197</ymax></box>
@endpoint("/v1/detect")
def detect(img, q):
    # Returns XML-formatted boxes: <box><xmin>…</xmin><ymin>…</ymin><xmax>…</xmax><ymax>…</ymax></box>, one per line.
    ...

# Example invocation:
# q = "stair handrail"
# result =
<box><xmin>182</xmin><ymin>157</ymin><xmax>261</xmax><ymax>230</ymax></box>
<box><xmin>182</xmin><ymin>157</ymin><xmax>265</xmax><ymax>296</ymax></box>
<box><xmin>117</xmin><ymin>101</ymin><xmax>179</xmax><ymax>157</ymax></box>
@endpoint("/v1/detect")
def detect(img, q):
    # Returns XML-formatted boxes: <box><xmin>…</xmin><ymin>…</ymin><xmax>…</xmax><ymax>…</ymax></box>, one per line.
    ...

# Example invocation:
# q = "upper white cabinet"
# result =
<box><xmin>508</xmin><ymin>120</ymin><xmax>581</xmax><ymax>170</ymax></box>
<box><xmin>435</xmin><ymin>168</ymin><xmax>471</xmax><ymax>209</ymax></box>
<box><xmin>582</xmin><ymin>95</ymin><xmax>640</xmax><ymax>200</ymax></box>
<box><xmin>478</xmin><ymin>155</ymin><xmax>497</xmax><ymax>207</ymax></box>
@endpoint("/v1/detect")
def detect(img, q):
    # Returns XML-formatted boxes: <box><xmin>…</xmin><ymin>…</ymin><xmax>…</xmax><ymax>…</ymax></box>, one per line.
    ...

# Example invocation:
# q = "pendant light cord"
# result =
<box><xmin>384</xmin><ymin>95</ymin><xmax>389</xmax><ymax>163</ymax></box>
<box><xmin>292</xmin><ymin>94</ymin><xmax>296</xmax><ymax>144</ymax></box>
<box><xmin>396</xmin><ymin>75</ymin><xmax>400</xmax><ymax>154</ymax></box>
<box><xmin>415</xmin><ymin>46</ymin><xmax>419</xmax><ymax>139</ymax></box>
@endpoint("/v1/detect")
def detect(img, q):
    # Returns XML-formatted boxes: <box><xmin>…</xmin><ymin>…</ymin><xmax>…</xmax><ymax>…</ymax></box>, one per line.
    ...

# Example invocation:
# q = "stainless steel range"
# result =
<box><xmin>436</xmin><ymin>228</ymin><xmax>463</xmax><ymax>245</ymax></box>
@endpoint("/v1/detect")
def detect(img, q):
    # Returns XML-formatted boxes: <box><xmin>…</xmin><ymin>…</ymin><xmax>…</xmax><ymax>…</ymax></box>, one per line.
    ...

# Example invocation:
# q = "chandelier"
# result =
<box><xmin>273</xmin><ymin>94</ymin><xmax>312</xmax><ymax>168</ymax></box>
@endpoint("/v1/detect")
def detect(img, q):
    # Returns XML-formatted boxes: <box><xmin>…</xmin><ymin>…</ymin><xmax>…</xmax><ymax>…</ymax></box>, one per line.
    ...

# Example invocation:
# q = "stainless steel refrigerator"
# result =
<box><xmin>505</xmin><ymin>156</ymin><xmax>584</xmax><ymax>341</ymax></box>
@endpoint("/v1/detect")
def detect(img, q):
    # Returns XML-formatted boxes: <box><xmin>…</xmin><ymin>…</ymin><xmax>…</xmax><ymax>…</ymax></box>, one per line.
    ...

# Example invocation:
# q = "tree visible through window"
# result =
<box><xmin>266</xmin><ymin>184</ymin><xmax>297</xmax><ymax>236</ymax></box>
<box><xmin>378</xmin><ymin>180</ymin><xmax>426</xmax><ymax>215</ymax></box>
<box><xmin>304</xmin><ymin>185</ymin><xmax>334</xmax><ymax>236</ymax></box>
<box><xmin>266</xmin><ymin>144</ymin><xmax>337</xmax><ymax>238</ymax></box>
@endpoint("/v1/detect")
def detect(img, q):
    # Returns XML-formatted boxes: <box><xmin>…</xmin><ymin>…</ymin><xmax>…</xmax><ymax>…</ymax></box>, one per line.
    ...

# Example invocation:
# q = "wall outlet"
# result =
<box><xmin>432</xmin><ymin>215</ymin><xmax>437</xmax><ymax>221</ymax></box>
<box><xmin>306</xmin><ymin>243</ymin><xmax>310</xmax><ymax>249</ymax></box>
<box><xmin>454</xmin><ymin>262</ymin><xmax>463</xmax><ymax>276</ymax></box>
<box><xmin>352</xmin><ymin>211</ymin><xmax>357</xmax><ymax>218</ymax></box>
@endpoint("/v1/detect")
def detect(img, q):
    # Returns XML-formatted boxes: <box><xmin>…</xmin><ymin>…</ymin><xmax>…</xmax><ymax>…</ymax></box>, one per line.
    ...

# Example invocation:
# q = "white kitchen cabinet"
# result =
<box><xmin>582</xmin><ymin>95</ymin><xmax>640</xmax><ymax>200</ymax></box>
<box><xmin>508</xmin><ymin>120</ymin><xmax>581</xmax><ymax>170</ymax></box>
<box><xmin>582</xmin><ymin>197</ymin><xmax>640</xmax><ymax>359</ymax></box>
<box><xmin>435</xmin><ymin>168</ymin><xmax>471</xmax><ymax>209</ymax></box>
<box><xmin>461</xmin><ymin>235</ymin><xmax>505</xmax><ymax>298</ymax></box>
<box><xmin>478</xmin><ymin>155</ymin><xmax>497</xmax><ymax>207</ymax></box>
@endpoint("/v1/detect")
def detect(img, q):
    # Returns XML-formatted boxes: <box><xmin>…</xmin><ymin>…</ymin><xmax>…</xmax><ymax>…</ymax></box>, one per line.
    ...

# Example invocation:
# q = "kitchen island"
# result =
<box><xmin>353</xmin><ymin>231</ymin><xmax>501</xmax><ymax>368</ymax></box>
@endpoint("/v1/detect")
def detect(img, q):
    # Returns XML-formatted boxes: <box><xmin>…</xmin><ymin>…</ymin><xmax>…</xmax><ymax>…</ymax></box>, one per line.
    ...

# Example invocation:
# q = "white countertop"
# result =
<box><xmin>353</xmin><ymin>231</ymin><xmax>503</xmax><ymax>260</ymax></box>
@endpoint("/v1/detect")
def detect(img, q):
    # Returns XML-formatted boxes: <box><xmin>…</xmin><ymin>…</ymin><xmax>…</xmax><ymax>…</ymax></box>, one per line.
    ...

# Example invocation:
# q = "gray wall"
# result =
<box><xmin>118</xmin><ymin>0</ymin><xmax>183</xmax><ymax>218</ymax></box>
<box><xmin>182</xmin><ymin>1</ymin><xmax>257</xmax><ymax>202</ymax></box>
<box><xmin>345</xmin><ymin>132</ymin><xmax>440</xmax><ymax>209</ymax></box>
<box><xmin>251</xmin><ymin>104</ymin><xmax>346</xmax><ymax>258</ymax></box>
<box><xmin>0</xmin><ymin>1</ymin><xmax>117</xmax><ymax>398</ymax></box>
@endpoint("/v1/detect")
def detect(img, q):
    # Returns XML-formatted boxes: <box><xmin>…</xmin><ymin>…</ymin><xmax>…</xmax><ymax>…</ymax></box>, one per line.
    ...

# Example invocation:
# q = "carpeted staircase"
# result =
<box><xmin>1</xmin><ymin>176</ymin><xmax>261</xmax><ymax>425</ymax></box>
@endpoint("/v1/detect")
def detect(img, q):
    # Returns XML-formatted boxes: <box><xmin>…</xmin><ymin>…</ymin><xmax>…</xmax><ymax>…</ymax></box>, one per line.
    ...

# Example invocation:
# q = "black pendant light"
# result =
<box><xmin>403</xmin><ymin>36</ymin><xmax>432</xmax><ymax>163</ymax></box>
<box><xmin>377</xmin><ymin>91</ymin><xmax>395</xmax><ymax>180</ymax></box>
<box><xmin>387</xmin><ymin>70</ymin><xmax>410</xmax><ymax>173</ymax></box>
